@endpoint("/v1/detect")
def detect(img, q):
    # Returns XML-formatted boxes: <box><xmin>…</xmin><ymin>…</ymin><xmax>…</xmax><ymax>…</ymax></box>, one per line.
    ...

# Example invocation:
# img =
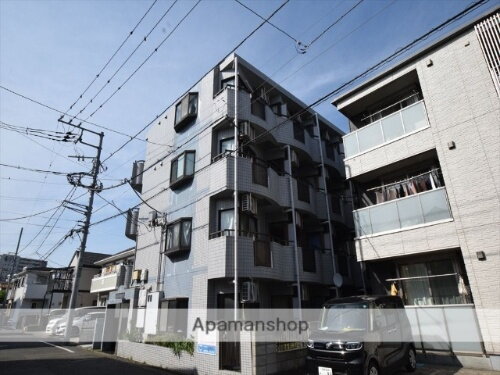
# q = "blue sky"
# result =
<box><xmin>0</xmin><ymin>0</ymin><xmax>495</xmax><ymax>267</ymax></box>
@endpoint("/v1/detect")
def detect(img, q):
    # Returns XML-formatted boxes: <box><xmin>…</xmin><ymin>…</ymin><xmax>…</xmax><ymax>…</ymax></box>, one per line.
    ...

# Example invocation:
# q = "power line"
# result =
<box><xmin>85</xmin><ymin>0</ymin><xmax>492</xmax><ymax>229</ymax></box>
<box><xmin>67</xmin><ymin>0</ymin><xmax>159</xmax><ymax>113</ymax></box>
<box><xmin>0</xmin><ymin>85</ymin><xmax>167</xmax><ymax>146</ymax></box>
<box><xmin>99</xmin><ymin>0</ymin><xmax>290</xmax><ymax>165</ymax></box>
<box><xmin>0</xmin><ymin>162</ymin><xmax>81</xmax><ymax>176</ymax></box>
<box><xmin>84</xmin><ymin>0</ymin><xmax>201</xmax><ymax>120</ymax></box>
<box><xmin>72</xmin><ymin>0</ymin><xmax>178</xmax><ymax>118</ymax></box>
<box><xmin>0</xmin><ymin>205</ymin><xmax>60</xmax><ymax>221</ymax></box>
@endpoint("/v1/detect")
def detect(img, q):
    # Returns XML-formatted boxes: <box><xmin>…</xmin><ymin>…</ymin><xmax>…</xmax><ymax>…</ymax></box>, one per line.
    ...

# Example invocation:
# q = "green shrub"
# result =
<box><xmin>121</xmin><ymin>327</ymin><xmax>143</xmax><ymax>343</ymax></box>
<box><xmin>145</xmin><ymin>333</ymin><xmax>195</xmax><ymax>358</ymax></box>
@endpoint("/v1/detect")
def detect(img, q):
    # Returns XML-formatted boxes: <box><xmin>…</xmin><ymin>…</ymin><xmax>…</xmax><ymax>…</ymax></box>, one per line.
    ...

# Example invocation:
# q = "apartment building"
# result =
<box><xmin>332</xmin><ymin>10</ymin><xmax>499</xmax><ymax>370</ymax></box>
<box><xmin>0</xmin><ymin>253</ymin><xmax>47</xmax><ymax>282</ymax></box>
<box><xmin>115</xmin><ymin>54</ymin><xmax>361</xmax><ymax>373</ymax></box>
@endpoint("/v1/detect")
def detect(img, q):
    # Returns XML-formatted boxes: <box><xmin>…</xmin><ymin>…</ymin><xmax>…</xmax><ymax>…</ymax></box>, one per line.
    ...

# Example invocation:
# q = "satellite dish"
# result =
<box><xmin>333</xmin><ymin>273</ymin><xmax>343</xmax><ymax>288</ymax></box>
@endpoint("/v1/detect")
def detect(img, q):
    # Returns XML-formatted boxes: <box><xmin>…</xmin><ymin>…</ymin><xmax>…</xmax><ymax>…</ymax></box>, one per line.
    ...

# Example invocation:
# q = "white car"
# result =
<box><xmin>46</xmin><ymin>315</ymin><xmax>67</xmax><ymax>335</ymax></box>
<box><xmin>55</xmin><ymin>307</ymin><xmax>105</xmax><ymax>336</ymax></box>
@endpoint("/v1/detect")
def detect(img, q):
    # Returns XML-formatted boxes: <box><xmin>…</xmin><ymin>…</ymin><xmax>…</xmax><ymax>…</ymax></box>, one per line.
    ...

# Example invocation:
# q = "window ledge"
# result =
<box><xmin>174</xmin><ymin>114</ymin><xmax>197</xmax><ymax>132</ymax></box>
<box><xmin>170</xmin><ymin>175</ymin><xmax>194</xmax><ymax>190</ymax></box>
<box><xmin>354</xmin><ymin>218</ymin><xmax>454</xmax><ymax>240</ymax></box>
<box><xmin>164</xmin><ymin>246</ymin><xmax>190</xmax><ymax>258</ymax></box>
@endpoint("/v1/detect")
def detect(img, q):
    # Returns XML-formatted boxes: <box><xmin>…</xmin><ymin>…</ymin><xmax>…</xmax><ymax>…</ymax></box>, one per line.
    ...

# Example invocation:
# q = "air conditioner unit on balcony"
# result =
<box><xmin>290</xmin><ymin>150</ymin><xmax>299</xmax><ymax>167</ymax></box>
<box><xmin>241</xmin><ymin>193</ymin><xmax>258</xmax><ymax>215</ymax></box>
<box><xmin>241</xmin><ymin>281</ymin><xmax>259</xmax><ymax>303</ymax></box>
<box><xmin>239</xmin><ymin>121</ymin><xmax>255</xmax><ymax>141</ymax></box>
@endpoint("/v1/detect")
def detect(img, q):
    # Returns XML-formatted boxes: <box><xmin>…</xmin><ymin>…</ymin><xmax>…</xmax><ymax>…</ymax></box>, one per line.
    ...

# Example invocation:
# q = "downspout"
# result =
<box><xmin>315</xmin><ymin>114</ymin><xmax>338</xmax><ymax>297</ymax></box>
<box><xmin>233</xmin><ymin>56</ymin><xmax>239</xmax><ymax>321</ymax></box>
<box><xmin>287</xmin><ymin>145</ymin><xmax>302</xmax><ymax>317</ymax></box>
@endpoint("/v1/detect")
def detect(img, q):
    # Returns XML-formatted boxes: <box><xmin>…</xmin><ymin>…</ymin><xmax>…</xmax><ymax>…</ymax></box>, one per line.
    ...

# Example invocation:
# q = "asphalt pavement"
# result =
<box><xmin>0</xmin><ymin>330</ymin><xmax>498</xmax><ymax>375</ymax></box>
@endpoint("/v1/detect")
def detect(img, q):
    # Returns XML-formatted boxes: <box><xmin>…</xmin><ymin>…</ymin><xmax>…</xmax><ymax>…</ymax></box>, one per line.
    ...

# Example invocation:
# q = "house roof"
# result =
<box><xmin>331</xmin><ymin>6</ymin><xmax>499</xmax><ymax>107</ymax></box>
<box><xmin>68</xmin><ymin>251</ymin><xmax>110</xmax><ymax>267</ymax></box>
<box><xmin>94</xmin><ymin>248</ymin><xmax>135</xmax><ymax>266</ymax></box>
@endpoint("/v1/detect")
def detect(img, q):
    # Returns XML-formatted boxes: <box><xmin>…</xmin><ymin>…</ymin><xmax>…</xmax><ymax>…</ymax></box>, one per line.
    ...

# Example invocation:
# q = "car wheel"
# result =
<box><xmin>406</xmin><ymin>347</ymin><xmax>417</xmax><ymax>372</ymax></box>
<box><xmin>367</xmin><ymin>360</ymin><xmax>379</xmax><ymax>375</ymax></box>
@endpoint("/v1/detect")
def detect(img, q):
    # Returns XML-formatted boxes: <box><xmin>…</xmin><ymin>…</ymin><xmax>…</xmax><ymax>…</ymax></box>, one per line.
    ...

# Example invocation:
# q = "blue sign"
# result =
<box><xmin>197</xmin><ymin>344</ymin><xmax>217</xmax><ymax>356</ymax></box>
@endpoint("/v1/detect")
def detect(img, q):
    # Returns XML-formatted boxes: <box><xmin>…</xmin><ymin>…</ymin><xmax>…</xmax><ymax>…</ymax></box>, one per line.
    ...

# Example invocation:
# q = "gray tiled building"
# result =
<box><xmin>333</xmin><ymin>10</ymin><xmax>499</xmax><ymax>370</ymax></box>
<box><xmin>115</xmin><ymin>54</ymin><xmax>362</xmax><ymax>373</ymax></box>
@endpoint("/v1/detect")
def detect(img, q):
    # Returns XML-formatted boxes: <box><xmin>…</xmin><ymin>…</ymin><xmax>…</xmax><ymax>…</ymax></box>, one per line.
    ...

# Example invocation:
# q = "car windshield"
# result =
<box><xmin>319</xmin><ymin>302</ymin><xmax>369</xmax><ymax>332</ymax></box>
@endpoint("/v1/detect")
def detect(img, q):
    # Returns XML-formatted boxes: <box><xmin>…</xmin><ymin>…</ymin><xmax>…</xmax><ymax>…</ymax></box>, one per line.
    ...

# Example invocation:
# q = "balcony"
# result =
<box><xmin>353</xmin><ymin>187</ymin><xmax>452</xmax><ymax>238</ymax></box>
<box><xmin>343</xmin><ymin>100</ymin><xmax>429</xmax><ymax>159</ymax></box>
<box><xmin>90</xmin><ymin>271</ymin><xmax>120</xmax><ymax>294</ymax></box>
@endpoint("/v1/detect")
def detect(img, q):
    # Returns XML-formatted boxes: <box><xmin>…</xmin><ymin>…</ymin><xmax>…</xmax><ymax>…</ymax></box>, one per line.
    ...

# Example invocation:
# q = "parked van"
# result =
<box><xmin>307</xmin><ymin>296</ymin><xmax>416</xmax><ymax>375</ymax></box>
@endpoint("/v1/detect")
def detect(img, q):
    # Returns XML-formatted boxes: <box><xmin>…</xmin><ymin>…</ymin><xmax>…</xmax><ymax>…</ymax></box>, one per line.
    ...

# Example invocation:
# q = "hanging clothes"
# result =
<box><xmin>375</xmin><ymin>189</ymin><xmax>386</xmax><ymax>204</ymax></box>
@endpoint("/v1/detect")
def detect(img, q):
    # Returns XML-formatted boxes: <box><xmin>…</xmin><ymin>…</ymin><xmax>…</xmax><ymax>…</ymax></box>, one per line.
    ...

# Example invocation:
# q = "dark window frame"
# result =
<box><xmin>293</xmin><ymin>121</ymin><xmax>305</xmax><ymax>143</ymax></box>
<box><xmin>174</xmin><ymin>92</ymin><xmax>198</xmax><ymax>131</ymax></box>
<box><xmin>165</xmin><ymin>218</ymin><xmax>192</xmax><ymax>257</ymax></box>
<box><xmin>170</xmin><ymin>151</ymin><xmax>195</xmax><ymax>189</ymax></box>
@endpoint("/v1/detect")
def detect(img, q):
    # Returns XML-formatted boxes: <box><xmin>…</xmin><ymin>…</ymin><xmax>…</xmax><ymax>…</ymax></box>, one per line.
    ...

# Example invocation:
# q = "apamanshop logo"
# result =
<box><xmin>193</xmin><ymin>317</ymin><xmax>309</xmax><ymax>334</ymax></box>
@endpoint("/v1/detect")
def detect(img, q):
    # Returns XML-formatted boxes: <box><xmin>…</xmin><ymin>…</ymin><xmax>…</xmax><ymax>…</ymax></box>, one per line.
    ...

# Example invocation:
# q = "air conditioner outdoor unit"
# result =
<box><xmin>239</xmin><ymin>121</ymin><xmax>255</xmax><ymax>141</ymax></box>
<box><xmin>241</xmin><ymin>281</ymin><xmax>259</xmax><ymax>303</ymax></box>
<box><xmin>241</xmin><ymin>193</ymin><xmax>258</xmax><ymax>215</ymax></box>
<box><xmin>290</xmin><ymin>150</ymin><xmax>299</xmax><ymax>167</ymax></box>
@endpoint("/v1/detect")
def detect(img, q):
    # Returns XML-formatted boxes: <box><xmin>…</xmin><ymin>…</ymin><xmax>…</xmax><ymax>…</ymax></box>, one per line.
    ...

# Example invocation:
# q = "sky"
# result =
<box><xmin>0</xmin><ymin>0</ymin><xmax>495</xmax><ymax>267</ymax></box>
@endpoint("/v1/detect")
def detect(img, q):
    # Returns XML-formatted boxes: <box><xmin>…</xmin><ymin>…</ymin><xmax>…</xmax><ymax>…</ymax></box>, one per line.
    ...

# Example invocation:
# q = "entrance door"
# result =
<box><xmin>218</xmin><ymin>293</ymin><xmax>241</xmax><ymax>371</ymax></box>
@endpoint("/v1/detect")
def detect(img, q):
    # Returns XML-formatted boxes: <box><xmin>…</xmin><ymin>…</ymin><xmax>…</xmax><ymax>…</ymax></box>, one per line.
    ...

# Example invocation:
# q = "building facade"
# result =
<box><xmin>117</xmin><ymin>54</ymin><xmax>361</xmax><ymax>373</ymax></box>
<box><xmin>333</xmin><ymin>11</ymin><xmax>499</xmax><ymax>369</ymax></box>
<box><xmin>0</xmin><ymin>253</ymin><xmax>47</xmax><ymax>282</ymax></box>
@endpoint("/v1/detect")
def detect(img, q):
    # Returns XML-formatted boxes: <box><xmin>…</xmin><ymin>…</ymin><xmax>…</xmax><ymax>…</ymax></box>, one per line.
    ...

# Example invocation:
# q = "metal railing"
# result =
<box><xmin>353</xmin><ymin>187</ymin><xmax>452</xmax><ymax>237</ymax></box>
<box><xmin>343</xmin><ymin>100</ymin><xmax>429</xmax><ymax>158</ymax></box>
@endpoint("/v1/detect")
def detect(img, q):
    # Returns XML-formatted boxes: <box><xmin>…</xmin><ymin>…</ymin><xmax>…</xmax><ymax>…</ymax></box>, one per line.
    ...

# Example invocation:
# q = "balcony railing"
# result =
<box><xmin>90</xmin><ymin>272</ymin><xmax>120</xmax><ymax>294</ymax></box>
<box><xmin>353</xmin><ymin>187</ymin><xmax>452</xmax><ymax>237</ymax></box>
<box><xmin>343</xmin><ymin>100</ymin><xmax>429</xmax><ymax>158</ymax></box>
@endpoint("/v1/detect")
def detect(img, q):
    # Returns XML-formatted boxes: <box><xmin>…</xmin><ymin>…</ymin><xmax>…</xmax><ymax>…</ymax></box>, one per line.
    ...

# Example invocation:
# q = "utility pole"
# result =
<box><xmin>233</xmin><ymin>56</ymin><xmax>239</xmax><ymax>321</ymax></box>
<box><xmin>2</xmin><ymin>227</ymin><xmax>23</xmax><ymax>309</ymax></box>
<box><xmin>58</xmin><ymin>117</ymin><xmax>104</xmax><ymax>342</ymax></box>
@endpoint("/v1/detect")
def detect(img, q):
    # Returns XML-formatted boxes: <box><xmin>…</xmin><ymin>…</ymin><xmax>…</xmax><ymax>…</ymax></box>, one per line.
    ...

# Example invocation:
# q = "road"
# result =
<box><xmin>0</xmin><ymin>331</ymin><xmax>171</xmax><ymax>375</ymax></box>
<box><xmin>0</xmin><ymin>330</ymin><xmax>498</xmax><ymax>375</ymax></box>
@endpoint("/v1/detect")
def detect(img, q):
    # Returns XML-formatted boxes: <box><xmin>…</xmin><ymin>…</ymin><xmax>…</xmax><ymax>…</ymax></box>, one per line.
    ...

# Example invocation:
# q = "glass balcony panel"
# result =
<box><xmin>357</xmin><ymin>121</ymin><xmax>383</xmax><ymax>153</ymax></box>
<box><xmin>381</xmin><ymin>112</ymin><xmax>404</xmax><ymax>142</ymax></box>
<box><xmin>420</xmin><ymin>189</ymin><xmax>452</xmax><ymax>223</ymax></box>
<box><xmin>401</xmin><ymin>102</ymin><xmax>427</xmax><ymax>133</ymax></box>
<box><xmin>397</xmin><ymin>196</ymin><xmax>424</xmax><ymax>227</ymax></box>
<box><xmin>354</xmin><ymin>209</ymin><xmax>372</xmax><ymax>237</ymax></box>
<box><xmin>343</xmin><ymin>133</ymin><xmax>359</xmax><ymax>158</ymax></box>
<box><xmin>370</xmin><ymin>202</ymin><xmax>400</xmax><ymax>233</ymax></box>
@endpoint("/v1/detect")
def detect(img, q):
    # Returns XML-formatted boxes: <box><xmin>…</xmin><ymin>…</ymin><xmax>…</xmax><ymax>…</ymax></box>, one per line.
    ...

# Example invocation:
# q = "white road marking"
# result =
<box><xmin>38</xmin><ymin>340</ymin><xmax>74</xmax><ymax>353</ymax></box>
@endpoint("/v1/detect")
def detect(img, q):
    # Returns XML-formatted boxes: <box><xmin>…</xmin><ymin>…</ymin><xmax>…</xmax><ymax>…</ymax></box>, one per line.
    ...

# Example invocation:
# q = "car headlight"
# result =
<box><xmin>307</xmin><ymin>339</ymin><xmax>314</xmax><ymax>349</ymax></box>
<box><xmin>344</xmin><ymin>342</ymin><xmax>363</xmax><ymax>351</ymax></box>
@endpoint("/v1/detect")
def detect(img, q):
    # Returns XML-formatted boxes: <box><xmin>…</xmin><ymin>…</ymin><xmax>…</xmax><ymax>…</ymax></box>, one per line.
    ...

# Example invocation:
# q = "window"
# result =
<box><xmin>293</xmin><ymin>122</ymin><xmax>305</xmax><ymax>143</ymax></box>
<box><xmin>159</xmin><ymin>298</ymin><xmax>189</xmax><ymax>337</ymax></box>
<box><xmin>252</xmin><ymin>159</ymin><xmax>268</xmax><ymax>187</ymax></box>
<box><xmin>251</xmin><ymin>99</ymin><xmax>266</xmax><ymax>120</ymax></box>
<box><xmin>297</xmin><ymin>180</ymin><xmax>310</xmax><ymax>202</ymax></box>
<box><xmin>170</xmin><ymin>151</ymin><xmax>195</xmax><ymax>188</ymax></box>
<box><xmin>218</xmin><ymin>209</ymin><xmax>257</xmax><ymax>236</ymax></box>
<box><xmin>325</xmin><ymin>143</ymin><xmax>336</xmax><ymax>160</ymax></box>
<box><xmin>254</xmin><ymin>240</ymin><xmax>271</xmax><ymax>267</ymax></box>
<box><xmin>221</xmin><ymin>77</ymin><xmax>235</xmax><ymax>90</ymax></box>
<box><xmin>174</xmin><ymin>93</ymin><xmax>198</xmax><ymax>131</ymax></box>
<box><xmin>165</xmin><ymin>218</ymin><xmax>192</xmax><ymax>257</ymax></box>
<box><xmin>302</xmin><ymin>248</ymin><xmax>316</xmax><ymax>273</ymax></box>
<box><xmin>398</xmin><ymin>259</ymin><xmax>470</xmax><ymax>305</ymax></box>
<box><xmin>220</xmin><ymin>137</ymin><xmax>235</xmax><ymax>154</ymax></box>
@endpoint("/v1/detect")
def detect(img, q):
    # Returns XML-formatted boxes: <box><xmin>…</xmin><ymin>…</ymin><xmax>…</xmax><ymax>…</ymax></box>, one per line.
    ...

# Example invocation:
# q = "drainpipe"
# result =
<box><xmin>347</xmin><ymin>178</ymin><xmax>367</xmax><ymax>293</ymax></box>
<box><xmin>315</xmin><ymin>114</ymin><xmax>338</xmax><ymax>297</ymax></box>
<box><xmin>287</xmin><ymin>145</ymin><xmax>302</xmax><ymax>317</ymax></box>
<box><xmin>233</xmin><ymin>56</ymin><xmax>239</xmax><ymax>321</ymax></box>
